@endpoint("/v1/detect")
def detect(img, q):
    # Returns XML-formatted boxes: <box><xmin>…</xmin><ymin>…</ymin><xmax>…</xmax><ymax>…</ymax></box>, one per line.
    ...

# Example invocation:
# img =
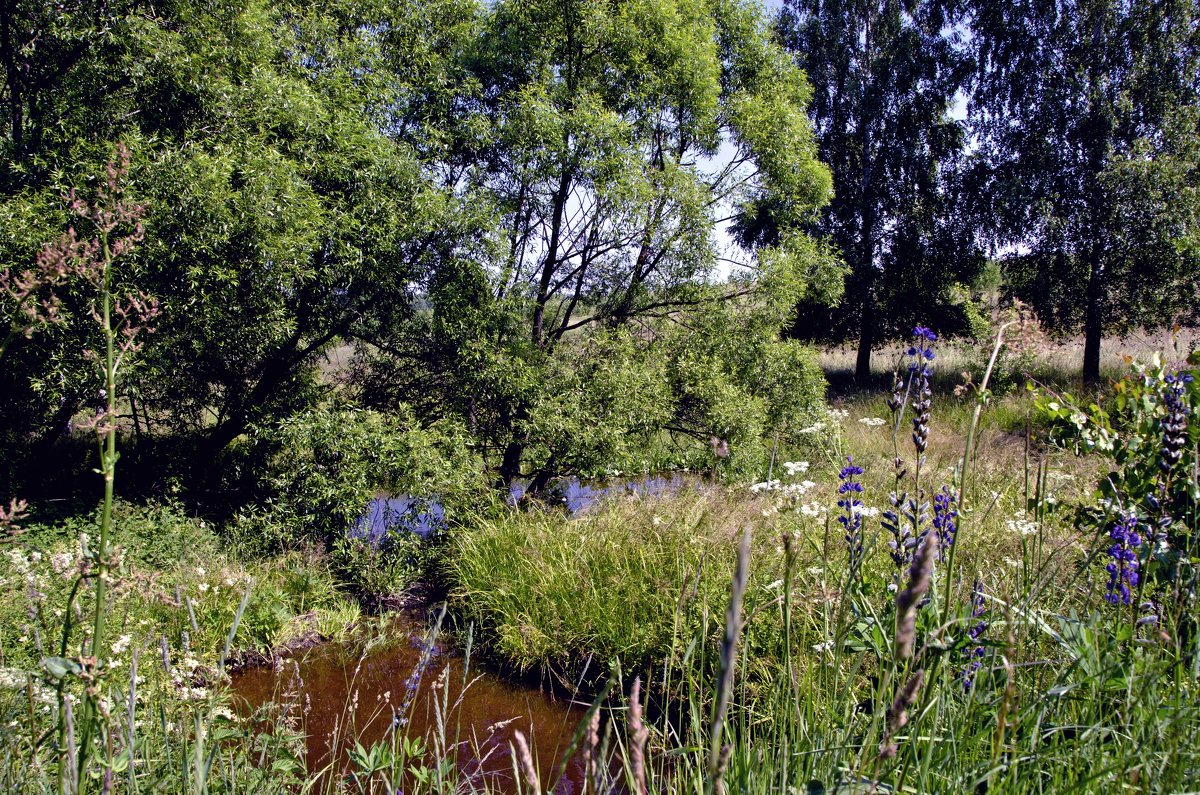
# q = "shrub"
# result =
<box><xmin>243</xmin><ymin>405</ymin><xmax>482</xmax><ymax>545</ymax></box>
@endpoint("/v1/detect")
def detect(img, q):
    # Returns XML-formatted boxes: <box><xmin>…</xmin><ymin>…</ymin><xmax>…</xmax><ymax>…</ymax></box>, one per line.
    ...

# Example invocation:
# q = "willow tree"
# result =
<box><xmin>0</xmin><ymin>0</ymin><xmax>488</xmax><ymax>490</ymax></box>
<box><xmin>359</xmin><ymin>0</ymin><xmax>840</xmax><ymax>487</ymax></box>
<box><xmin>970</xmin><ymin>0</ymin><xmax>1200</xmax><ymax>382</ymax></box>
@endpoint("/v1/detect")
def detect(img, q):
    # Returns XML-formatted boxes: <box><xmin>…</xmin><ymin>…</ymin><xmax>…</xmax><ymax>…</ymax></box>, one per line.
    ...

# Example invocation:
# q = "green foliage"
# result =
<box><xmin>351</xmin><ymin>0</ymin><xmax>837</xmax><ymax>489</ymax></box>
<box><xmin>972</xmin><ymin>0</ymin><xmax>1200</xmax><ymax>380</ymax></box>
<box><xmin>659</xmin><ymin>302</ymin><xmax>829</xmax><ymax>473</ymax></box>
<box><xmin>0</xmin><ymin>0</ymin><xmax>488</xmax><ymax>478</ymax></box>
<box><xmin>329</xmin><ymin>532</ymin><xmax>432</xmax><ymax>605</ymax></box>
<box><xmin>1035</xmin><ymin>351</ymin><xmax>1200</xmax><ymax>549</ymax></box>
<box><xmin>517</xmin><ymin>330</ymin><xmax>675</xmax><ymax>478</ymax></box>
<box><xmin>245</xmin><ymin>406</ymin><xmax>481</xmax><ymax>545</ymax></box>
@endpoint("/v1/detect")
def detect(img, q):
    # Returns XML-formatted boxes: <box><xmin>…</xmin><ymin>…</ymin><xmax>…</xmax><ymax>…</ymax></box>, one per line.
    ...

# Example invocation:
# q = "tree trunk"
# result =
<box><xmin>498</xmin><ymin>439</ymin><xmax>524</xmax><ymax>489</ymax></box>
<box><xmin>532</xmin><ymin>165</ymin><xmax>572</xmax><ymax>348</ymax></box>
<box><xmin>855</xmin><ymin>292</ymin><xmax>874</xmax><ymax>386</ymax></box>
<box><xmin>1081</xmin><ymin>239</ymin><xmax>1106</xmax><ymax>383</ymax></box>
<box><xmin>1083</xmin><ymin>282</ymin><xmax>1104</xmax><ymax>383</ymax></box>
<box><xmin>496</xmin><ymin>403</ymin><xmax>530</xmax><ymax>490</ymax></box>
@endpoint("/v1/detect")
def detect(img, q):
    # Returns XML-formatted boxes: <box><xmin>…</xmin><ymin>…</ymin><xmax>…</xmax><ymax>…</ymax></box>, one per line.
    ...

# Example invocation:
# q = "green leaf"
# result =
<box><xmin>42</xmin><ymin>656</ymin><xmax>82</xmax><ymax>680</ymax></box>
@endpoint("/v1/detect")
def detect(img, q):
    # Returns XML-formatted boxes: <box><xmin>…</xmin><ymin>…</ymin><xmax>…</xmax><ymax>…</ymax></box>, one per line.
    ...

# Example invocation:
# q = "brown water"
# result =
<box><xmin>231</xmin><ymin>614</ymin><xmax>588</xmax><ymax>793</ymax></box>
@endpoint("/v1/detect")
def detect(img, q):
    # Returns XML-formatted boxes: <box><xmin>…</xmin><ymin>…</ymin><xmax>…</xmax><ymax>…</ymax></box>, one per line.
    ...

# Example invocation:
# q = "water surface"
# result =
<box><xmin>356</xmin><ymin>472</ymin><xmax>706</xmax><ymax>542</ymax></box>
<box><xmin>231</xmin><ymin>614</ymin><xmax>588</xmax><ymax>793</ymax></box>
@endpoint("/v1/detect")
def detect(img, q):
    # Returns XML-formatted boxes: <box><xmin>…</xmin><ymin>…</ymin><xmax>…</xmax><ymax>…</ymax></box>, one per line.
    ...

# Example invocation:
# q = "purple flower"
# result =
<box><xmin>963</xmin><ymin>581</ymin><xmax>987</xmax><ymax>690</ymax></box>
<box><xmin>882</xmin><ymin>495</ymin><xmax>918</xmax><ymax>571</ymax></box>
<box><xmin>932</xmin><ymin>485</ymin><xmax>957</xmax><ymax>561</ymax></box>
<box><xmin>905</xmin><ymin>328</ymin><xmax>935</xmax><ymax>456</ymax></box>
<box><xmin>1104</xmin><ymin>512</ymin><xmax>1143</xmax><ymax>606</ymax></box>
<box><xmin>912</xmin><ymin>326</ymin><xmax>938</xmax><ymax>344</ymax></box>
<box><xmin>837</xmin><ymin>456</ymin><xmax>866</xmax><ymax>579</ymax></box>
<box><xmin>1160</xmin><ymin>371</ymin><xmax>1192</xmax><ymax>474</ymax></box>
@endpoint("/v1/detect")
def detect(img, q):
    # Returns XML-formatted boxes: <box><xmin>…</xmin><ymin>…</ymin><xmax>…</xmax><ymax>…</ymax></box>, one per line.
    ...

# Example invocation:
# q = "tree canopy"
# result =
<box><xmin>2</xmin><ymin>0</ymin><xmax>840</xmax><ymax>496</ymax></box>
<box><xmin>969</xmin><ymin>0</ymin><xmax>1200</xmax><ymax>381</ymax></box>
<box><xmin>775</xmin><ymin>0</ymin><xmax>982</xmax><ymax>382</ymax></box>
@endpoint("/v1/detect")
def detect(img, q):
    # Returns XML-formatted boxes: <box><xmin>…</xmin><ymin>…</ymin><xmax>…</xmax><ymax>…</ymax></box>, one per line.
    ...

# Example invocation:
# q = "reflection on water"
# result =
<box><xmin>510</xmin><ymin>472</ymin><xmax>700</xmax><ymax>514</ymax></box>
<box><xmin>352</xmin><ymin>496</ymin><xmax>447</xmax><ymax>541</ymax></box>
<box><xmin>356</xmin><ymin>473</ymin><xmax>704</xmax><ymax>544</ymax></box>
<box><xmin>231</xmin><ymin>614</ymin><xmax>587</xmax><ymax>793</ymax></box>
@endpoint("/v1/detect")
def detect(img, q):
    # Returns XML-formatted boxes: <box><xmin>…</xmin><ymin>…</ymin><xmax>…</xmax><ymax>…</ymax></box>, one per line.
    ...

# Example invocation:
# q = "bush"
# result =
<box><xmin>241</xmin><ymin>406</ymin><xmax>482</xmax><ymax>546</ymax></box>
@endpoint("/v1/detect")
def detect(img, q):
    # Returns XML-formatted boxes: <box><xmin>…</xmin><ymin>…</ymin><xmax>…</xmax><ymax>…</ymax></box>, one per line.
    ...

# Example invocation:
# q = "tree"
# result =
<box><xmin>355</xmin><ymin>0</ymin><xmax>841</xmax><ymax>488</ymax></box>
<box><xmin>969</xmin><ymin>0</ymin><xmax>1200</xmax><ymax>382</ymax></box>
<box><xmin>0</xmin><ymin>0</ymin><xmax>486</xmax><ymax>488</ymax></box>
<box><xmin>775</xmin><ymin>0</ymin><xmax>979</xmax><ymax>384</ymax></box>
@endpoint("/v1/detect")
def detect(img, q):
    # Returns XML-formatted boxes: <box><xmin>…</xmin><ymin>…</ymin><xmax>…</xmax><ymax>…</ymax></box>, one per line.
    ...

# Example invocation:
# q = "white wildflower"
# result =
<box><xmin>49</xmin><ymin>552</ymin><xmax>75</xmax><ymax>577</ymax></box>
<box><xmin>858</xmin><ymin>417</ymin><xmax>887</xmax><ymax>427</ymax></box>
<box><xmin>7</xmin><ymin>550</ymin><xmax>29</xmax><ymax>575</ymax></box>
<box><xmin>1006</xmin><ymin>511</ymin><xmax>1039</xmax><ymax>535</ymax></box>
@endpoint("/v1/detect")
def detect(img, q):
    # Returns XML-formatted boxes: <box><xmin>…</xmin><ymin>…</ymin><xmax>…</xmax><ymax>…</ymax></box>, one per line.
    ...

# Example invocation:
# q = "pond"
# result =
<box><xmin>239</xmin><ymin>473</ymin><xmax>702</xmax><ymax>790</ymax></box>
<box><xmin>231</xmin><ymin>612</ymin><xmax>589</xmax><ymax>793</ymax></box>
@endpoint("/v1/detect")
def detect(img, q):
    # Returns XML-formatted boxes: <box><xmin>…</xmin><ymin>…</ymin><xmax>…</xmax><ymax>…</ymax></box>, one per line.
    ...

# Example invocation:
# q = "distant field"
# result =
<box><xmin>820</xmin><ymin>327</ymin><xmax>1200</xmax><ymax>391</ymax></box>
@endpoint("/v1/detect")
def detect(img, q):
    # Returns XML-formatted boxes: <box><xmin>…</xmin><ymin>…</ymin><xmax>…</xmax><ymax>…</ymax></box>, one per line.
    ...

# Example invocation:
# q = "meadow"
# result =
<box><xmin>3</xmin><ymin>0</ymin><xmax>1198</xmax><ymax>791</ymax></box>
<box><xmin>2</xmin><ymin>326</ymin><xmax>1198</xmax><ymax>794</ymax></box>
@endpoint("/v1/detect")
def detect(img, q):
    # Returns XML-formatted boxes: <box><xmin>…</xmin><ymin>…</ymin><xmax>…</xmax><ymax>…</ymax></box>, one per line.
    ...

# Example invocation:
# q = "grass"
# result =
<box><xmin>447</xmin><ymin>444</ymin><xmax>1089</xmax><ymax>680</ymax></box>
<box><xmin>2</xmin><ymin>333</ymin><xmax>1198</xmax><ymax>794</ymax></box>
<box><xmin>449</xmin><ymin>488</ymin><xmax>779</xmax><ymax>676</ymax></box>
<box><xmin>442</xmin><ymin>345</ymin><xmax>1199</xmax><ymax>794</ymax></box>
<box><xmin>0</xmin><ymin>502</ymin><xmax>361</xmax><ymax>675</ymax></box>
<box><xmin>819</xmin><ymin>328</ymin><xmax>1200</xmax><ymax>394</ymax></box>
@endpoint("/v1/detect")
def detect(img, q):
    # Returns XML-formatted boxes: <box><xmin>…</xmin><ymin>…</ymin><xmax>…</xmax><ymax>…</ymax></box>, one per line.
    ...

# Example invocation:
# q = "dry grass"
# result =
<box><xmin>819</xmin><ymin>328</ymin><xmax>1200</xmax><ymax>392</ymax></box>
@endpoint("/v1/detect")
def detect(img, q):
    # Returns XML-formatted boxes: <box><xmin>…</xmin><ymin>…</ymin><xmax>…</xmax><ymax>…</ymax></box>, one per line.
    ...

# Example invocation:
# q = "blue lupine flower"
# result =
<box><xmin>882</xmin><ymin>494</ymin><xmax>918</xmax><ymax>571</ymax></box>
<box><xmin>1160</xmin><ymin>371</ymin><xmax>1192</xmax><ymax>474</ymax></box>
<box><xmin>963</xmin><ymin>581</ymin><xmax>987</xmax><ymax>690</ymax></box>
<box><xmin>1105</xmin><ymin>512</ymin><xmax>1143</xmax><ymax>606</ymax></box>
<box><xmin>932</xmin><ymin>485</ymin><xmax>958</xmax><ymax>561</ymax></box>
<box><xmin>837</xmin><ymin>456</ymin><xmax>866</xmax><ymax>579</ymax></box>
<box><xmin>906</xmin><ymin>328</ymin><xmax>935</xmax><ymax>456</ymax></box>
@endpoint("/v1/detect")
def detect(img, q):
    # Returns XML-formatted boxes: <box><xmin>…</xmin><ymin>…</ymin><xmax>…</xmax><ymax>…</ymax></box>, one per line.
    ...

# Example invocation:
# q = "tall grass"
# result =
<box><xmin>462</xmin><ymin>328</ymin><xmax>1200</xmax><ymax>794</ymax></box>
<box><xmin>4</xmin><ymin>206</ymin><xmax>1198</xmax><ymax>795</ymax></box>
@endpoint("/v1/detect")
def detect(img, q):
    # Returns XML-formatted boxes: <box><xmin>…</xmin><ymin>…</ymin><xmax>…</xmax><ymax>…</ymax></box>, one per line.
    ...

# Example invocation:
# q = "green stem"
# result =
<box><xmin>942</xmin><ymin>322</ymin><xmax>1014</xmax><ymax>629</ymax></box>
<box><xmin>78</xmin><ymin>229</ymin><xmax>118</xmax><ymax>789</ymax></box>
